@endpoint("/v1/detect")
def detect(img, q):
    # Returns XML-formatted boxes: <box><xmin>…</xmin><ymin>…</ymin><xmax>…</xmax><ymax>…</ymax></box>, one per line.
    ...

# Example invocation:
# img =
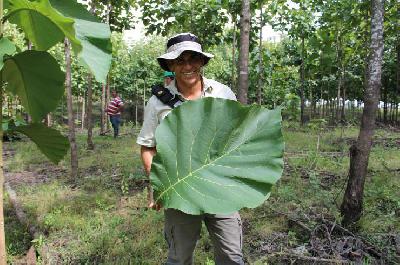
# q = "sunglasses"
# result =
<box><xmin>174</xmin><ymin>53</ymin><xmax>204</xmax><ymax>65</ymax></box>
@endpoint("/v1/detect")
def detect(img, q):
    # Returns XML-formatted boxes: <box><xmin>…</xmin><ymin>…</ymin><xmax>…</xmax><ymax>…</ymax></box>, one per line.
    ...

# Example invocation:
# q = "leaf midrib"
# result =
<box><xmin>10</xmin><ymin>57</ymin><xmax>32</xmax><ymax>117</ymax></box>
<box><xmin>155</xmin><ymin>117</ymin><xmax>263</xmax><ymax>202</ymax></box>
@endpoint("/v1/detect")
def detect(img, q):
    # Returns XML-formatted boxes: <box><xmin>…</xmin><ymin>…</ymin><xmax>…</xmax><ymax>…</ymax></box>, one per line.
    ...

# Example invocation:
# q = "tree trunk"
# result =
<box><xmin>143</xmin><ymin>78</ymin><xmax>146</xmax><ymax>120</ymax></box>
<box><xmin>257</xmin><ymin>1</ymin><xmax>263</xmax><ymax>105</ymax></box>
<box><xmin>336</xmin><ymin>72</ymin><xmax>342</xmax><ymax>122</ymax></box>
<box><xmin>335</xmin><ymin>33</ymin><xmax>344</xmax><ymax>122</ymax></box>
<box><xmin>389</xmin><ymin>101</ymin><xmax>395</xmax><ymax>125</ymax></box>
<box><xmin>300</xmin><ymin>34</ymin><xmax>306</xmax><ymax>125</ymax></box>
<box><xmin>81</xmin><ymin>94</ymin><xmax>86</xmax><ymax>130</ymax></box>
<box><xmin>0</xmin><ymin>7</ymin><xmax>8</xmax><ymax>254</ymax></box>
<box><xmin>7</xmin><ymin>96</ymin><xmax>11</xmax><ymax>117</ymax></box>
<box><xmin>106</xmin><ymin>77</ymin><xmax>110</xmax><ymax>131</ymax></box>
<box><xmin>231</xmin><ymin>17</ymin><xmax>237</xmax><ymax>91</ymax></box>
<box><xmin>47</xmin><ymin>113</ymin><xmax>52</xmax><ymax>127</ymax></box>
<box><xmin>237</xmin><ymin>0</ymin><xmax>250</xmax><ymax>104</ymax></box>
<box><xmin>86</xmin><ymin>1</ymin><xmax>95</xmax><ymax>149</ymax></box>
<box><xmin>341</xmin><ymin>84</ymin><xmax>346</xmax><ymax>123</ymax></box>
<box><xmin>76</xmin><ymin>96</ymin><xmax>80</xmax><ymax>126</ymax></box>
<box><xmin>383</xmin><ymin>81</ymin><xmax>388</xmax><ymax>123</ymax></box>
<box><xmin>86</xmin><ymin>74</ymin><xmax>94</xmax><ymax>150</ymax></box>
<box><xmin>397</xmin><ymin>23</ymin><xmax>400</xmax><ymax>125</ymax></box>
<box><xmin>100</xmin><ymin>83</ymin><xmax>106</xmax><ymax>134</ymax></box>
<box><xmin>65</xmin><ymin>38</ymin><xmax>79</xmax><ymax>180</ymax></box>
<box><xmin>135</xmin><ymin>82</ymin><xmax>138</xmax><ymax>127</ymax></box>
<box><xmin>341</xmin><ymin>0</ymin><xmax>384</xmax><ymax>226</ymax></box>
<box><xmin>310</xmin><ymin>89</ymin><xmax>314</xmax><ymax>119</ymax></box>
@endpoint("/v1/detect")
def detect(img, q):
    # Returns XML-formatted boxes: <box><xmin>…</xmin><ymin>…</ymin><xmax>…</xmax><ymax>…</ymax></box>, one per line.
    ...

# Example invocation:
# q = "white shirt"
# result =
<box><xmin>137</xmin><ymin>77</ymin><xmax>237</xmax><ymax>147</ymax></box>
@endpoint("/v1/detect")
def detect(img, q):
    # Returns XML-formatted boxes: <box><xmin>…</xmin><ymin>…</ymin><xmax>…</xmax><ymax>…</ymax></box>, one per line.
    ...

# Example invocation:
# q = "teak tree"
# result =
<box><xmin>0</xmin><ymin>0</ymin><xmax>111</xmax><ymax>261</ymax></box>
<box><xmin>237</xmin><ymin>0</ymin><xmax>251</xmax><ymax>104</ymax></box>
<box><xmin>340</xmin><ymin>0</ymin><xmax>385</xmax><ymax>226</ymax></box>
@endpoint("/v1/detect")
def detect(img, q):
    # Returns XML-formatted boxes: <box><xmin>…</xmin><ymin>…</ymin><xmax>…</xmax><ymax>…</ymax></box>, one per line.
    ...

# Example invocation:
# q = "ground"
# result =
<box><xmin>4</xmin><ymin>123</ymin><xmax>400</xmax><ymax>264</ymax></box>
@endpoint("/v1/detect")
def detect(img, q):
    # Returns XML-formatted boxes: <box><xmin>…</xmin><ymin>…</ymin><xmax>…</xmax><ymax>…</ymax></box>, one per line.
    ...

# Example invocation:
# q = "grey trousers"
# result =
<box><xmin>164</xmin><ymin>209</ymin><xmax>244</xmax><ymax>265</ymax></box>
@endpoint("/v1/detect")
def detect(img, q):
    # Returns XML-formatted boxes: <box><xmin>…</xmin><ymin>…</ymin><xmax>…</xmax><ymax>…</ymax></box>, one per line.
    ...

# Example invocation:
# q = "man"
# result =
<box><xmin>106</xmin><ymin>90</ymin><xmax>124</xmax><ymax>138</ymax></box>
<box><xmin>164</xmin><ymin>71</ymin><xmax>175</xmax><ymax>86</ymax></box>
<box><xmin>137</xmin><ymin>33</ymin><xmax>244</xmax><ymax>265</ymax></box>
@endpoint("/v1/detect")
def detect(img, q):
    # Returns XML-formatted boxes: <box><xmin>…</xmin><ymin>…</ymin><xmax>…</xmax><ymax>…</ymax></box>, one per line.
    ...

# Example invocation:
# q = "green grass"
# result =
<box><xmin>4</xmin><ymin>122</ymin><xmax>400</xmax><ymax>263</ymax></box>
<box><xmin>4</xmin><ymin>192</ymin><xmax>32</xmax><ymax>264</ymax></box>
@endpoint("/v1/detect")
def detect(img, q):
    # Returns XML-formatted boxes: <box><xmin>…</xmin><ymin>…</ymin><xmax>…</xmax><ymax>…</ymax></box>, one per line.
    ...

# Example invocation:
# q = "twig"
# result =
<box><xmin>270</xmin><ymin>208</ymin><xmax>312</xmax><ymax>233</ymax></box>
<box><xmin>285</xmin><ymin>151</ymin><xmax>348</xmax><ymax>158</ymax></box>
<box><xmin>319</xmin><ymin>218</ymin><xmax>395</xmax><ymax>261</ymax></box>
<box><xmin>268</xmin><ymin>252</ymin><xmax>350</xmax><ymax>264</ymax></box>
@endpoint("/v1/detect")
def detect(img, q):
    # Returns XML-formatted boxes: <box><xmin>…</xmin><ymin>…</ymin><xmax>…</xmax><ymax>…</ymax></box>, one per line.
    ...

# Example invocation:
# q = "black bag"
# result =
<box><xmin>151</xmin><ymin>84</ymin><xmax>183</xmax><ymax>109</ymax></box>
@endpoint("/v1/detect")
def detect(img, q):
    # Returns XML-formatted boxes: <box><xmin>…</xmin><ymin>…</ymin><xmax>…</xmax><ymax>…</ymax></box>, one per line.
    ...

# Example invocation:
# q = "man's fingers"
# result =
<box><xmin>148</xmin><ymin>201</ymin><xmax>162</xmax><ymax>211</ymax></box>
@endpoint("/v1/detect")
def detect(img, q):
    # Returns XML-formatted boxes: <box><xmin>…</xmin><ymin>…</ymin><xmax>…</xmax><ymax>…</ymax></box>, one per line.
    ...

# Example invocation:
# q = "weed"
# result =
<box><xmin>5</xmin><ymin>125</ymin><xmax>400</xmax><ymax>264</ymax></box>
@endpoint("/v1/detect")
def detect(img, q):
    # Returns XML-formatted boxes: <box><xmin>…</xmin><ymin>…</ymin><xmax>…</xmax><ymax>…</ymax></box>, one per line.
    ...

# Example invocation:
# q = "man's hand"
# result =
<box><xmin>140</xmin><ymin>145</ymin><xmax>160</xmax><ymax>210</ymax></box>
<box><xmin>147</xmin><ymin>185</ymin><xmax>162</xmax><ymax>211</ymax></box>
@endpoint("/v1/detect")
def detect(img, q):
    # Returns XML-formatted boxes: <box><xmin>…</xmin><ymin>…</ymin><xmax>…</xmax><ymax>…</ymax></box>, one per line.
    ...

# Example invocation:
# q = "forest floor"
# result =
<box><xmin>4</xmin><ymin>122</ymin><xmax>400</xmax><ymax>264</ymax></box>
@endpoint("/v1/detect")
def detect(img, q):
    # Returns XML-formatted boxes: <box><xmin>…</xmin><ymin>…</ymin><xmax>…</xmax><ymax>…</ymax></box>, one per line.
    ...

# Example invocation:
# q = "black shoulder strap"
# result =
<box><xmin>151</xmin><ymin>84</ymin><xmax>183</xmax><ymax>108</ymax></box>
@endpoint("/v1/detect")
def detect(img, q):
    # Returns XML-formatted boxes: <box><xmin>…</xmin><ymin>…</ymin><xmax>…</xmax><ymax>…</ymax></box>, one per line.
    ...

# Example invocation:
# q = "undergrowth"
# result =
<box><xmin>5</xmin><ymin>122</ymin><xmax>400</xmax><ymax>264</ymax></box>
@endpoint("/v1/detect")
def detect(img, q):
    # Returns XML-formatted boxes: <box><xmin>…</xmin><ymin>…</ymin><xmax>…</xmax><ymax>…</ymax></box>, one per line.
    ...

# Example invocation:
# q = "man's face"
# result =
<box><xmin>111</xmin><ymin>91</ymin><xmax>117</xmax><ymax>98</ymax></box>
<box><xmin>168</xmin><ymin>51</ymin><xmax>204</xmax><ymax>88</ymax></box>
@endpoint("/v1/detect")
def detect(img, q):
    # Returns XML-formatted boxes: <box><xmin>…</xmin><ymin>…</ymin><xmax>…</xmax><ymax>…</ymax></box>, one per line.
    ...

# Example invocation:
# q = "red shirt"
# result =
<box><xmin>107</xmin><ymin>96</ymin><xmax>123</xmax><ymax>115</ymax></box>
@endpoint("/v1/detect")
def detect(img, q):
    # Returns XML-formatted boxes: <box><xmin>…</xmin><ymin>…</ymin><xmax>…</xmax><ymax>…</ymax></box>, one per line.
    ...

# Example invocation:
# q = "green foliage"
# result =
<box><xmin>14</xmin><ymin>123</ymin><xmax>70</xmax><ymax>164</ymax></box>
<box><xmin>204</xmin><ymin>44</ymin><xmax>234</xmax><ymax>86</ymax></box>
<box><xmin>137</xmin><ymin>0</ymin><xmax>229</xmax><ymax>47</ymax></box>
<box><xmin>282</xmin><ymin>93</ymin><xmax>300</xmax><ymax>121</ymax></box>
<box><xmin>151</xmin><ymin>98</ymin><xmax>284</xmax><ymax>214</ymax></box>
<box><xmin>307</xmin><ymin>118</ymin><xmax>327</xmax><ymax>131</ymax></box>
<box><xmin>50</xmin><ymin>0</ymin><xmax>112</xmax><ymax>83</ymax></box>
<box><xmin>2</xmin><ymin>50</ymin><xmax>65</xmax><ymax>122</ymax></box>
<box><xmin>5</xmin><ymin>0</ymin><xmax>112</xmax><ymax>83</ymax></box>
<box><xmin>0</xmin><ymin>37</ymin><xmax>16</xmax><ymax>70</ymax></box>
<box><xmin>6</xmin><ymin>0</ymin><xmax>69</xmax><ymax>50</ymax></box>
<box><xmin>84</xmin><ymin>0</ymin><xmax>136</xmax><ymax>32</ymax></box>
<box><xmin>4</xmin><ymin>193</ymin><xmax>32</xmax><ymax>263</ymax></box>
<box><xmin>1</xmin><ymin>0</ymin><xmax>112</xmax><ymax>164</ymax></box>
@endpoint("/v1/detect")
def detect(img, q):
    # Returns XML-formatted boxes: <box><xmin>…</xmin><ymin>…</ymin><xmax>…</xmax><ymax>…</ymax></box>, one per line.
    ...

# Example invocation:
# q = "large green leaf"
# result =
<box><xmin>2</xmin><ymin>50</ymin><xmax>65</xmax><ymax>122</ymax></box>
<box><xmin>49</xmin><ymin>0</ymin><xmax>112</xmax><ymax>83</ymax></box>
<box><xmin>14</xmin><ymin>123</ymin><xmax>69</xmax><ymax>164</ymax></box>
<box><xmin>6</xmin><ymin>0</ymin><xmax>72</xmax><ymax>50</ymax></box>
<box><xmin>0</xmin><ymin>37</ymin><xmax>16</xmax><ymax>70</ymax></box>
<box><xmin>5</xmin><ymin>0</ymin><xmax>111</xmax><ymax>83</ymax></box>
<box><xmin>151</xmin><ymin>98</ymin><xmax>284</xmax><ymax>215</ymax></box>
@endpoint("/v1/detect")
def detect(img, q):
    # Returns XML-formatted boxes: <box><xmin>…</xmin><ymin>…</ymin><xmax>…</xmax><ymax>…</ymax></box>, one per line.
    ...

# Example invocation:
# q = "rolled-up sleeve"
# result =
<box><xmin>136</xmin><ymin>97</ymin><xmax>159</xmax><ymax>147</ymax></box>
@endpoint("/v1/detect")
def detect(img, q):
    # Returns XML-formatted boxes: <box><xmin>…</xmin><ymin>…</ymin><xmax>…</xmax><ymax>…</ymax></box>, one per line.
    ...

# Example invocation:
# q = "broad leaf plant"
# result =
<box><xmin>0</xmin><ymin>0</ymin><xmax>112</xmax><ymax>261</ymax></box>
<box><xmin>151</xmin><ymin>98</ymin><xmax>284</xmax><ymax>214</ymax></box>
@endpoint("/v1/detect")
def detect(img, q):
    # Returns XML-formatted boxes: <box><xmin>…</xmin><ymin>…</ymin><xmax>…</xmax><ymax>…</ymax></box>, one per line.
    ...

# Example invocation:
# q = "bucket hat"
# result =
<box><xmin>157</xmin><ymin>33</ymin><xmax>214</xmax><ymax>71</ymax></box>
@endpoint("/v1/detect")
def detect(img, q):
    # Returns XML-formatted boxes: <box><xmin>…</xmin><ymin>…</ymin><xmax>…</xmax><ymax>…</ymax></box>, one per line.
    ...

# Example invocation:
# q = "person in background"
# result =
<box><xmin>164</xmin><ymin>71</ymin><xmax>175</xmax><ymax>86</ymax></box>
<box><xmin>106</xmin><ymin>90</ymin><xmax>124</xmax><ymax>138</ymax></box>
<box><xmin>137</xmin><ymin>33</ymin><xmax>243</xmax><ymax>265</ymax></box>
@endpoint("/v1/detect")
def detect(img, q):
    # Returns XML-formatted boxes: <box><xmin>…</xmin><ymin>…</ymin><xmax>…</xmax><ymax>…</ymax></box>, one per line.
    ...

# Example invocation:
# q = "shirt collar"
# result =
<box><xmin>167</xmin><ymin>76</ymin><xmax>213</xmax><ymax>98</ymax></box>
